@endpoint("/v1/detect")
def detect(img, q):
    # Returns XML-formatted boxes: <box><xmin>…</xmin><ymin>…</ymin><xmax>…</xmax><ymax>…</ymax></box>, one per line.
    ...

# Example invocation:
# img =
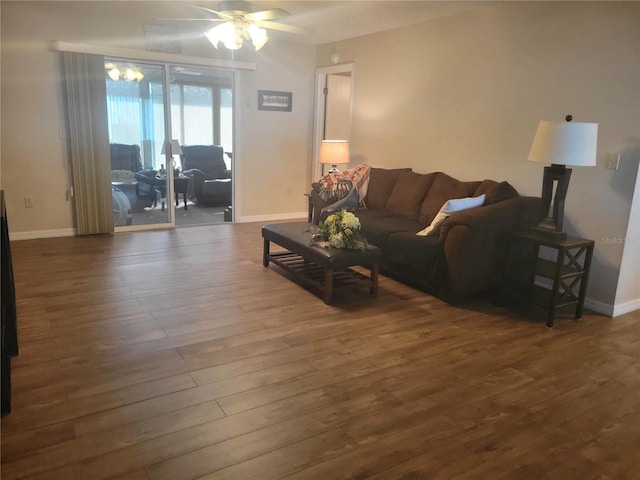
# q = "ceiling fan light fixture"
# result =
<box><xmin>248</xmin><ymin>24</ymin><xmax>268</xmax><ymax>50</ymax></box>
<box><xmin>205</xmin><ymin>23</ymin><xmax>229</xmax><ymax>49</ymax></box>
<box><xmin>124</xmin><ymin>68</ymin><xmax>139</xmax><ymax>82</ymax></box>
<box><xmin>107</xmin><ymin>67</ymin><xmax>120</xmax><ymax>82</ymax></box>
<box><xmin>105</xmin><ymin>64</ymin><xmax>144</xmax><ymax>82</ymax></box>
<box><xmin>204</xmin><ymin>18</ymin><xmax>267</xmax><ymax>51</ymax></box>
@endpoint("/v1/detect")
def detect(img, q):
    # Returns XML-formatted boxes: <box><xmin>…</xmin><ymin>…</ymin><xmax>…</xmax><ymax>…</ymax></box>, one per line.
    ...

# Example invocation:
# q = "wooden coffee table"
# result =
<box><xmin>262</xmin><ymin>221</ymin><xmax>381</xmax><ymax>304</ymax></box>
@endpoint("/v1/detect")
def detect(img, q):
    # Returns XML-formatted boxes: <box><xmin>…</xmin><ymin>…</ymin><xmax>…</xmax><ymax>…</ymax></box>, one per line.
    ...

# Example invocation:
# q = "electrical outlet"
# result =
<box><xmin>24</xmin><ymin>196</ymin><xmax>34</xmax><ymax>208</ymax></box>
<box><xmin>606</xmin><ymin>154</ymin><xmax>620</xmax><ymax>170</ymax></box>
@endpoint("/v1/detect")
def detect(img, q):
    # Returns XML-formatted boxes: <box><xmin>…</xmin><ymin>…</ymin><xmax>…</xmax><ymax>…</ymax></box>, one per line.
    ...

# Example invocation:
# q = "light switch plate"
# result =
<box><xmin>606</xmin><ymin>154</ymin><xmax>620</xmax><ymax>170</ymax></box>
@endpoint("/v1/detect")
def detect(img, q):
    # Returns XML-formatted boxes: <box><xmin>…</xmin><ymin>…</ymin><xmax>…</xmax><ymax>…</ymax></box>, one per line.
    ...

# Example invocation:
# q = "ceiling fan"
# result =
<box><xmin>167</xmin><ymin>1</ymin><xmax>311</xmax><ymax>51</ymax></box>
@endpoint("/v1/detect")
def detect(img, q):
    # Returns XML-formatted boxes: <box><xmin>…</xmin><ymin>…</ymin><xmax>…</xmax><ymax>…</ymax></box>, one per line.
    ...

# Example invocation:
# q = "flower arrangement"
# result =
<box><xmin>311</xmin><ymin>209</ymin><xmax>369</xmax><ymax>250</ymax></box>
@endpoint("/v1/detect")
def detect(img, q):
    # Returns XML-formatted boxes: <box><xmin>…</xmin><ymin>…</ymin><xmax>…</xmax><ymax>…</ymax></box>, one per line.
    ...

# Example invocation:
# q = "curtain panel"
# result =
<box><xmin>63</xmin><ymin>52</ymin><xmax>113</xmax><ymax>235</ymax></box>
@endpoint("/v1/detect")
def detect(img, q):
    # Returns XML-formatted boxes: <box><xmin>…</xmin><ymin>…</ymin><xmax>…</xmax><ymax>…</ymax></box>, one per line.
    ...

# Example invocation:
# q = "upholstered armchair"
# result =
<box><xmin>110</xmin><ymin>143</ymin><xmax>142</xmax><ymax>172</ymax></box>
<box><xmin>181</xmin><ymin>145</ymin><xmax>232</xmax><ymax>206</ymax></box>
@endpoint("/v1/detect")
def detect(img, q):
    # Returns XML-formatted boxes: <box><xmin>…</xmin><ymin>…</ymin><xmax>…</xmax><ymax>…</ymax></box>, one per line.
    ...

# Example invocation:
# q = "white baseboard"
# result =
<box><xmin>9</xmin><ymin>212</ymin><xmax>308</xmax><ymax>240</ymax></box>
<box><xmin>584</xmin><ymin>297</ymin><xmax>640</xmax><ymax>317</ymax></box>
<box><xmin>583</xmin><ymin>297</ymin><xmax>615</xmax><ymax>317</ymax></box>
<box><xmin>610</xmin><ymin>298</ymin><xmax>640</xmax><ymax>317</ymax></box>
<box><xmin>236</xmin><ymin>212</ymin><xmax>308</xmax><ymax>224</ymax></box>
<box><xmin>534</xmin><ymin>278</ymin><xmax>639</xmax><ymax>318</ymax></box>
<box><xmin>10</xmin><ymin>228</ymin><xmax>76</xmax><ymax>241</ymax></box>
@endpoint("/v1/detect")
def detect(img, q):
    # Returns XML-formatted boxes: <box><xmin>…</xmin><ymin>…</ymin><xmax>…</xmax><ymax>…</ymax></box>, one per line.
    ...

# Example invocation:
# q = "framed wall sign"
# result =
<box><xmin>258</xmin><ymin>90</ymin><xmax>292</xmax><ymax>112</ymax></box>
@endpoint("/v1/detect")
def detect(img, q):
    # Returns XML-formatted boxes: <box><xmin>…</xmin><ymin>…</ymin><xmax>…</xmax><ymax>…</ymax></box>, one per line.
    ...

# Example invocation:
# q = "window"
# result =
<box><xmin>106</xmin><ymin>71</ymin><xmax>233</xmax><ymax>170</ymax></box>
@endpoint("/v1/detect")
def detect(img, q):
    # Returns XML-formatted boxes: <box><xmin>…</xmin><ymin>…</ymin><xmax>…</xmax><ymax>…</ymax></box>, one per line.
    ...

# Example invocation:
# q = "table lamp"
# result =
<box><xmin>527</xmin><ymin>115</ymin><xmax>598</xmax><ymax>240</ymax></box>
<box><xmin>161</xmin><ymin>139</ymin><xmax>183</xmax><ymax>174</ymax></box>
<box><xmin>319</xmin><ymin>140</ymin><xmax>350</xmax><ymax>174</ymax></box>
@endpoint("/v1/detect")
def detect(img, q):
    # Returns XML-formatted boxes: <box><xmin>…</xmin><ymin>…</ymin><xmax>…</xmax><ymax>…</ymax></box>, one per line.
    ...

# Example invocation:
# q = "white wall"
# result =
<box><xmin>0</xmin><ymin>1</ymin><xmax>315</xmax><ymax>233</ymax></box>
<box><xmin>615</xmin><ymin>157</ymin><xmax>640</xmax><ymax>315</ymax></box>
<box><xmin>317</xmin><ymin>1</ymin><xmax>640</xmax><ymax>312</ymax></box>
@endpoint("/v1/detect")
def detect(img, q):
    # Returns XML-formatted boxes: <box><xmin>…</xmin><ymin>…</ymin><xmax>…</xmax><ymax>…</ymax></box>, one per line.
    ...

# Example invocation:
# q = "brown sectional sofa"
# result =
<box><xmin>311</xmin><ymin>167</ymin><xmax>542</xmax><ymax>302</ymax></box>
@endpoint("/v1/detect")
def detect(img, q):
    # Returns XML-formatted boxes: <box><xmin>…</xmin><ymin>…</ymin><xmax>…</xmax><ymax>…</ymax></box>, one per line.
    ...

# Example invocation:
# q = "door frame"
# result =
<box><xmin>311</xmin><ymin>63</ymin><xmax>355</xmax><ymax>183</ymax></box>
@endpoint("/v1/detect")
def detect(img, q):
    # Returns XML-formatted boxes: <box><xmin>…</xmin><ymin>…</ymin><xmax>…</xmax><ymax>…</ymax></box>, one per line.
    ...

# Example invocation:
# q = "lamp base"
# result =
<box><xmin>529</xmin><ymin>221</ymin><xmax>568</xmax><ymax>241</ymax></box>
<box><xmin>531</xmin><ymin>164</ymin><xmax>571</xmax><ymax>241</ymax></box>
<box><xmin>327</xmin><ymin>164</ymin><xmax>340</xmax><ymax>174</ymax></box>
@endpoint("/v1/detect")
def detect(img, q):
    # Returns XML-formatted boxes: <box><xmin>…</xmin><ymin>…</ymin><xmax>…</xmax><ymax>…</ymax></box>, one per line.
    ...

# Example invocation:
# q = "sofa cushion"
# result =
<box><xmin>418</xmin><ymin>173</ymin><xmax>481</xmax><ymax>225</ymax></box>
<box><xmin>381</xmin><ymin>231</ymin><xmax>447</xmax><ymax>292</ymax></box>
<box><xmin>474</xmin><ymin>180</ymin><xmax>519</xmax><ymax>205</ymax></box>
<box><xmin>385</xmin><ymin>172</ymin><xmax>437</xmax><ymax>221</ymax></box>
<box><xmin>416</xmin><ymin>194</ymin><xmax>486</xmax><ymax>237</ymax></box>
<box><xmin>355</xmin><ymin>212</ymin><xmax>423</xmax><ymax>247</ymax></box>
<box><xmin>364</xmin><ymin>168</ymin><xmax>412</xmax><ymax>210</ymax></box>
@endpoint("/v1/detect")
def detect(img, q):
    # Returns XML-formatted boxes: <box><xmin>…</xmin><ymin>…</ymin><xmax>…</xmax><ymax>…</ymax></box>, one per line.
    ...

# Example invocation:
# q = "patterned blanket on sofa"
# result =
<box><xmin>317</xmin><ymin>164</ymin><xmax>371</xmax><ymax>202</ymax></box>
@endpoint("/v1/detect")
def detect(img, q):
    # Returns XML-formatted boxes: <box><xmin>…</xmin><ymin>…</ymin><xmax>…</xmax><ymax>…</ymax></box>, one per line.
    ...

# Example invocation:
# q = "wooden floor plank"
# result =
<box><xmin>1</xmin><ymin>222</ymin><xmax>638</xmax><ymax>480</ymax></box>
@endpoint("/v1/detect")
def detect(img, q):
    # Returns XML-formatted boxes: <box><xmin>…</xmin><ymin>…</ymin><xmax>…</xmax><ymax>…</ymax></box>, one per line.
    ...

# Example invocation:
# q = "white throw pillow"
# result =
<box><xmin>416</xmin><ymin>194</ymin><xmax>485</xmax><ymax>237</ymax></box>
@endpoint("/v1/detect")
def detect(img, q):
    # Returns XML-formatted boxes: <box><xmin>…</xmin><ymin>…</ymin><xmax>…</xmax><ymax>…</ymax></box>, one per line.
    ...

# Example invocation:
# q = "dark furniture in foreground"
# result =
<box><xmin>1</xmin><ymin>191</ymin><xmax>18</xmax><ymax>415</ymax></box>
<box><xmin>262</xmin><ymin>222</ymin><xmax>381</xmax><ymax>304</ymax></box>
<box><xmin>502</xmin><ymin>230</ymin><xmax>594</xmax><ymax>327</ymax></box>
<box><xmin>311</xmin><ymin>168</ymin><xmax>543</xmax><ymax>302</ymax></box>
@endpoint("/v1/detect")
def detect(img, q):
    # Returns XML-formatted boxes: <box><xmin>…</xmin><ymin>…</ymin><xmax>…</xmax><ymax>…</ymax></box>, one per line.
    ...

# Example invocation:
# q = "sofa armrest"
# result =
<box><xmin>183</xmin><ymin>168</ymin><xmax>205</xmax><ymax>179</ymax></box>
<box><xmin>437</xmin><ymin>196</ymin><xmax>542</xmax><ymax>301</ymax></box>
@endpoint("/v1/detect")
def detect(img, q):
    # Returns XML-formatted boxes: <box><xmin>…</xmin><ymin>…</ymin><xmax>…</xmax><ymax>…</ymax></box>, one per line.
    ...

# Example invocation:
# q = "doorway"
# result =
<box><xmin>312</xmin><ymin>63</ymin><xmax>354</xmax><ymax>181</ymax></box>
<box><xmin>105</xmin><ymin>60</ymin><xmax>234</xmax><ymax>231</ymax></box>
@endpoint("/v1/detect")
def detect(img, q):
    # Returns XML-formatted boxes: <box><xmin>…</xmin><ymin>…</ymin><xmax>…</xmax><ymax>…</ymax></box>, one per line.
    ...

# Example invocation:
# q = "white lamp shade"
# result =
<box><xmin>528</xmin><ymin>120</ymin><xmax>598</xmax><ymax>167</ymax></box>
<box><xmin>161</xmin><ymin>139</ymin><xmax>182</xmax><ymax>156</ymax></box>
<box><xmin>319</xmin><ymin>140</ymin><xmax>350</xmax><ymax>165</ymax></box>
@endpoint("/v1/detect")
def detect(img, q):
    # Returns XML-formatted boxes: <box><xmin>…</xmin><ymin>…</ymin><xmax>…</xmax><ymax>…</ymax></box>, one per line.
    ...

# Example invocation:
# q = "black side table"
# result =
<box><xmin>502</xmin><ymin>230</ymin><xmax>594</xmax><ymax>327</ymax></box>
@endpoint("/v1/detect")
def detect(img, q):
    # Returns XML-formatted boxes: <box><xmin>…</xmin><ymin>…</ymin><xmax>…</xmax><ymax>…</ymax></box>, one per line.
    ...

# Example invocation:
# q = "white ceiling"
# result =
<box><xmin>187</xmin><ymin>1</ymin><xmax>478</xmax><ymax>45</ymax></box>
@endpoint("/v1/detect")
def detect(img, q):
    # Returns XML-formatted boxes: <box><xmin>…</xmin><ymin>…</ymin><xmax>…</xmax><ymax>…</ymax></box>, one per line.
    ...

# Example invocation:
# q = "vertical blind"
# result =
<box><xmin>63</xmin><ymin>52</ymin><xmax>113</xmax><ymax>235</ymax></box>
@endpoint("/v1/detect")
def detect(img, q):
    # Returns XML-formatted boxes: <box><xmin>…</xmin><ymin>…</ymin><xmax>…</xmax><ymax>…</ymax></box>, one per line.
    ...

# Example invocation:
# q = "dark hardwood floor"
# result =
<box><xmin>1</xmin><ymin>222</ymin><xmax>638</xmax><ymax>480</ymax></box>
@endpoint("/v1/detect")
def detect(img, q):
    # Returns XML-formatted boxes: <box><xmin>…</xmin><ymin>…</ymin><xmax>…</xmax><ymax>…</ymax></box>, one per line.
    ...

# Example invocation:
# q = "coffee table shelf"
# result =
<box><xmin>262</xmin><ymin>222</ymin><xmax>380</xmax><ymax>304</ymax></box>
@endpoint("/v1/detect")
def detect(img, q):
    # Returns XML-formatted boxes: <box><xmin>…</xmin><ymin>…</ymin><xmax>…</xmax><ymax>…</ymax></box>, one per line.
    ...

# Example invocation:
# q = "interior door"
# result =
<box><xmin>105</xmin><ymin>60</ymin><xmax>172</xmax><ymax>230</ymax></box>
<box><xmin>324</xmin><ymin>74</ymin><xmax>352</xmax><ymax>141</ymax></box>
<box><xmin>313</xmin><ymin>64</ymin><xmax>354</xmax><ymax>181</ymax></box>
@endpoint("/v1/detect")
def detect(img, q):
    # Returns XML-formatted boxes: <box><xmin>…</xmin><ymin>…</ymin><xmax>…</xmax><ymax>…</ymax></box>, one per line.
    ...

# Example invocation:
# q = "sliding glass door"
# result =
<box><xmin>168</xmin><ymin>66</ymin><xmax>234</xmax><ymax>226</ymax></box>
<box><xmin>105</xmin><ymin>60</ymin><xmax>234</xmax><ymax>230</ymax></box>
<box><xmin>106</xmin><ymin>60</ymin><xmax>171</xmax><ymax>229</ymax></box>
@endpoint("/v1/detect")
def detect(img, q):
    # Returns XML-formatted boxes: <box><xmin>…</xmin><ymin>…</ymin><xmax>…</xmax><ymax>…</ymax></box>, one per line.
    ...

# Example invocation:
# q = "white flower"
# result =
<box><xmin>313</xmin><ymin>209</ymin><xmax>367</xmax><ymax>250</ymax></box>
<box><xmin>329</xmin><ymin>233</ymin><xmax>345</xmax><ymax>248</ymax></box>
<box><xmin>342</xmin><ymin>212</ymin><xmax>360</xmax><ymax>230</ymax></box>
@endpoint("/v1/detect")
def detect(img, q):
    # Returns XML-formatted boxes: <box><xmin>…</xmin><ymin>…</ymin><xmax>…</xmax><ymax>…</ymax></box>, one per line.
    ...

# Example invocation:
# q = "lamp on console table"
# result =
<box><xmin>319</xmin><ymin>140</ymin><xmax>350</xmax><ymax>174</ymax></box>
<box><xmin>527</xmin><ymin>115</ymin><xmax>598</xmax><ymax>240</ymax></box>
<box><xmin>161</xmin><ymin>139</ymin><xmax>183</xmax><ymax>175</ymax></box>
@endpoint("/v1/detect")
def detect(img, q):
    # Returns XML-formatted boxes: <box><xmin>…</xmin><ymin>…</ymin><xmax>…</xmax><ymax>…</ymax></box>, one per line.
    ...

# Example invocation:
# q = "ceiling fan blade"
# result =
<box><xmin>244</xmin><ymin>9</ymin><xmax>289</xmax><ymax>21</ymax></box>
<box><xmin>188</xmin><ymin>3</ymin><xmax>234</xmax><ymax>20</ymax></box>
<box><xmin>254</xmin><ymin>20</ymin><xmax>313</xmax><ymax>35</ymax></box>
<box><xmin>157</xmin><ymin>18</ymin><xmax>225</xmax><ymax>23</ymax></box>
